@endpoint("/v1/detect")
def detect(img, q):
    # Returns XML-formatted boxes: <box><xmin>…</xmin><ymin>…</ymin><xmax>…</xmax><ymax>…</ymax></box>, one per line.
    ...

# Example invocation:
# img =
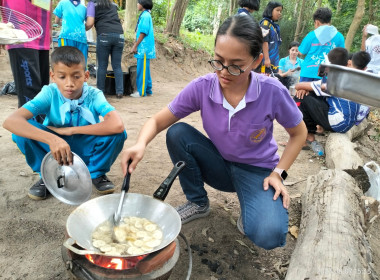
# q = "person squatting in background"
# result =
<box><xmin>0</xmin><ymin>0</ymin><xmax>51</xmax><ymax>124</ymax></box>
<box><xmin>54</xmin><ymin>0</ymin><xmax>89</xmax><ymax>66</ymax></box>
<box><xmin>130</xmin><ymin>0</ymin><xmax>156</xmax><ymax>98</ymax></box>
<box><xmin>86</xmin><ymin>0</ymin><xmax>125</xmax><ymax>98</ymax></box>
<box><xmin>294</xmin><ymin>48</ymin><xmax>370</xmax><ymax>153</ymax></box>
<box><xmin>259</xmin><ymin>1</ymin><xmax>283</xmax><ymax>74</ymax></box>
<box><xmin>277</xmin><ymin>41</ymin><xmax>303</xmax><ymax>89</ymax></box>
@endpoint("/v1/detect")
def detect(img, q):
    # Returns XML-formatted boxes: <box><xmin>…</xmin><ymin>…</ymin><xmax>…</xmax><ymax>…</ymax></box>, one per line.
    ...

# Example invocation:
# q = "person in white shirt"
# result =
<box><xmin>361</xmin><ymin>24</ymin><xmax>380</xmax><ymax>74</ymax></box>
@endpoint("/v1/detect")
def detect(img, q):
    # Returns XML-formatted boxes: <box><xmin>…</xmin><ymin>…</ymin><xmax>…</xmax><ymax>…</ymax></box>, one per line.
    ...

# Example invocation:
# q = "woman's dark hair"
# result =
<box><xmin>262</xmin><ymin>1</ymin><xmax>283</xmax><ymax>19</ymax></box>
<box><xmin>352</xmin><ymin>51</ymin><xmax>371</xmax><ymax>70</ymax></box>
<box><xmin>313</xmin><ymin>7</ymin><xmax>332</xmax><ymax>24</ymax></box>
<box><xmin>138</xmin><ymin>0</ymin><xmax>153</xmax><ymax>10</ymax></box>
<box><xmin>288</xmin><ymin>41</ymin><xmax>299</xmax><ymax>49</ymax></box>
<box><xmin>216</xmin><ymin>15</ymin><xmax>263</xmax><ymax>58</ymax></box>
<box><xmin>95</xmin><ymin>0</ymin><xmax>111</xmax><ymax>8</ymax></box>
<box><xmin>238</xmin><ymin>0</ymin><xmax>260</xmax><ymax>11</ymax></box>
<box><xmin>327</xmin><ymin>47</ymin><xmax>348</xmax><ymax>66</ymax></box>
<box><xmin>51</xmin><ymin>46</ymin><xmax>86</xmax><ymax>70</ymax></box>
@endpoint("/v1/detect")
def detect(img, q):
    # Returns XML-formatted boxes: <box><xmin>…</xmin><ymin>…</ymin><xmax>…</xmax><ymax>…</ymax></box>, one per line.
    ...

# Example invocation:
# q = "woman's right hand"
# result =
<box><xmin>121</xmin><ymin>142</ymin><xmax>146</xmax><ymax>175</ymax></box>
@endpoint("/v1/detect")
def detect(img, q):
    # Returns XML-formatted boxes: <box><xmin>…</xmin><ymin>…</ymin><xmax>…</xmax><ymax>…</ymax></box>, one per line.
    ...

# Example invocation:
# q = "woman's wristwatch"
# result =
<box><xmin>273</xmin><ymin>168</ymin><xmax>288</xmax><ymax>180</ymax></box>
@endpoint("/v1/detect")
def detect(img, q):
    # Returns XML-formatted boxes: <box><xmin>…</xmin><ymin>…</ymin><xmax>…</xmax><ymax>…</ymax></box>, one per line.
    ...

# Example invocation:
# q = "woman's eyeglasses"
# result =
<box><xmin>208</xmin><ymin>59</ymin><xmax>256</xmax><ymax>76</ymax></box>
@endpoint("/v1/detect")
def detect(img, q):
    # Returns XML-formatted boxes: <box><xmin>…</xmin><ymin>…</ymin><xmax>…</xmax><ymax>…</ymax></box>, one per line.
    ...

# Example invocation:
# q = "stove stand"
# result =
<box><xmin>62</xmin><ymin>239</ymin><xmax>180</xmax><ymax>280</ymax></box>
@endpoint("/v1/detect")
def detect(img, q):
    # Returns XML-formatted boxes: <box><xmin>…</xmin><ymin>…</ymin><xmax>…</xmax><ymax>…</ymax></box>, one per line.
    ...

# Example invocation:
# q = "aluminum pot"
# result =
<box><xmin>64</xmin><ymin>161</ymin><xmax>185</xmax><ymax>258</ymax></box>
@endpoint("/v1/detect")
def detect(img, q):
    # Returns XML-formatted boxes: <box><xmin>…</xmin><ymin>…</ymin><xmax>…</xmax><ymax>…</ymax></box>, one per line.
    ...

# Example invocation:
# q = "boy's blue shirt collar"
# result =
<box><xmin>58</xmin><ymin>83</ymin><xmax>96</xmax><ymax>125</ymax></box>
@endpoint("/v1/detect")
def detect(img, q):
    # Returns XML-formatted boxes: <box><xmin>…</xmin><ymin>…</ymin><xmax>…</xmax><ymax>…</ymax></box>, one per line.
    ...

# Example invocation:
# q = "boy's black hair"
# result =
<box><xmin>216</xmin><ymin>15</ymin><xmax>263</xmax><ymax>59</ymax></box>
<box><xmin>95</xmin><ymin>0</ymin><xmax>111</xmax><ymax>8</ymax></box>
<box><xmin>352</xmin><ymin>51</ymin><xmax>371</xmax><ymax>70</ymax></box>
<box><xmin>327</xmin><ymin>47</ymin><xmax>348</xmax><ymax>66</ymax></box>
<box><xmin>238</xmin><ymin>0</ymin><xmax>260</xmax><ymax>11</ymax></box>
<box><xmin>313</xmin><ymin>7</ymin><xmax>332</xmax><ymax>24</ymax></box>
<box><xmin>288</xmin><ymin>41</ymin><xmax>300</xmax><ymax>49</ymax></box>
<box><xmin>138</xmin><ymin>0</ymin><xmax>153</xmax><ymax>10</ymax></box>
<box><xmin>51</xmin><ymin>46</ymin><xmax>86</xmax><ymax>70</ymax></box>
<box><xmin>348</xmin><ymin>52</ymin><xmax>354</xmax><ymax>60</ymax></box>
<box><xmin>262</xmin><ymin>1</ymin><xmax>283</xmax><ymax>19</ymax></box>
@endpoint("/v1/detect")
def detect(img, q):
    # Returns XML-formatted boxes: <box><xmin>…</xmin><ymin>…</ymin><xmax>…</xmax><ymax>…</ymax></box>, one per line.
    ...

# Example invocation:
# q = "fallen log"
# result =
<box><xmin>325</xmin><ymin>119</ymin><xmax>368</xmax><ymax>170</ymax></box>
<box><xmin>285</xmin><ymin>169</ymin><xmax>378</xmax><ymax>280</ymax></box>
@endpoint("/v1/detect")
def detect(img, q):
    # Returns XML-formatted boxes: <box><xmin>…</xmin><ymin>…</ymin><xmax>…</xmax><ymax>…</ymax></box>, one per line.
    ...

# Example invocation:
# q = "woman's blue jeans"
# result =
<box><xmin>96</xmin><ymin>33</ymin><xmax>124</xmax><ymax>95</ymax></box>
<box><xmin>166</xmin><ymin>122</ymin><xmax>288</xmax><ymax>250</ymax></box>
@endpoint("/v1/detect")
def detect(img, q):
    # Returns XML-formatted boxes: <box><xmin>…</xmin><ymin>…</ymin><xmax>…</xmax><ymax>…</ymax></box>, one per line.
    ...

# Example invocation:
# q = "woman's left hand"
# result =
<box><xmin>263</xmin><ymin>173</ymin><xmax>290</xmax><ymax>209</ymax></box>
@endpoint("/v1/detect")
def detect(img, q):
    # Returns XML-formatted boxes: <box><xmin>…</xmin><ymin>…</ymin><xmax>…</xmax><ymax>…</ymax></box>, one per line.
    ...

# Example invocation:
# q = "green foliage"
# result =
<box><xmin>151</xmin><ymin>0</ymin><xmax>169</xmax><ymax>27</ymax></box>
<box><xmin>179</xmin><ymin>29</ymin><xmax>215</xmax><ymax>54</ymax></box>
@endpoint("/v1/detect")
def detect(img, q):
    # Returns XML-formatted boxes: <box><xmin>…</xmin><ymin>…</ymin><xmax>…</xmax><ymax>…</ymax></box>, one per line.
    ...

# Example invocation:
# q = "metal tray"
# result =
<box><xmin>324</xmin><ymin>64</ymin><xmax>380</xmax><ymax>108</ymax></box>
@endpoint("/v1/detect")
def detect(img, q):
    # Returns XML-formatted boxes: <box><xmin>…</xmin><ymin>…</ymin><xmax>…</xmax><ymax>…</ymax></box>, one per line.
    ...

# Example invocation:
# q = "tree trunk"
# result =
<box><xmin>317</xmin><ymin>0</ymin><xmax>322</xmax><ymax>8</ymax></box>
<box><xmin>325</xmin><ymin>119</ymin><xmax>368</xmax><ymax>170</ymax></box>
<box><xmin>369</xmin><ymin>0</ymin><xmax>375</xmax><ymax>23</ymax></box>
<box><xmin>294</xmin><ymin>0</ymin><xmax>307</xmax><ymax>41</ymax></box>
<box><xmin>166</xmin><ymin>0</ymin><xmax>171</xmax><ymax>23</ymax></box>
<box><xmin>285</xmin><ymin>169</ymin><xmax>378</xmax><ymax>280</ymax></box>
<box><xmin>165</xmin><ymin>0</ymin><xmax>190</xmax><ymax>37</ymax></box>
<box><xmin>336</xmin><ymin>0</ymin><xmax>342</xmax><ymax>14</ymax></box>
<box><xmin>213</xmin><ymin>4</ymin><xmax>223</xmax><ymax>37</ymax></box>
<box><xmin>229</xmin><ymin>0</ymin><xmax>238</xmax><ymax>16</ymax></box>
<box><xmin>345</xmin><ymin>0</ymin><xmax>366</xmax><ymax>53</ymax></box>
<box><xmin>124</xmin><ymin>0</ymin><xmax>137</xmax><ymax>32</ymax></box>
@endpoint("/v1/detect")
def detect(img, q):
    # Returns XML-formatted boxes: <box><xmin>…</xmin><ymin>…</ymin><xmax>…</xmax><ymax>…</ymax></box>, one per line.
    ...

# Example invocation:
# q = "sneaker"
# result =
<box><xmin>116</xmin><ymin>93</ymin><xmax>123</xmax><ymax>99</ymax></box>
<box><xmin>92</xmin><ymin>175</ymin><xmax>115</xmax><ymax>194</ymax></box>
<box><xmin>237</xmin><ymin>215</ymin><xmax>245</xmax><ymax>235</ymax></box>
<box><xmin>130</xmin><ymin>91</ymin><xmax>141</xmax><ymax>98</ymax></box>
<box><xmin>175</xmin><ymin>200</ymin><xmax>210</xmax><ymax>224</ymax></box>
<box><xmin>28</xmin><ymin>179</ymin><xmax>49</xmax><ymax>200</ymax></box>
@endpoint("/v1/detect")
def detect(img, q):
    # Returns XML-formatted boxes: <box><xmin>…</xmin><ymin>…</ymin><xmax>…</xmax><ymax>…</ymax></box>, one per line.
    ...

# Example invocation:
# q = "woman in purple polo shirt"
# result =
<box><xmin>121</xmin><ymin>15</ymin><xmax>307</xmax><ymax>250</ymax></box>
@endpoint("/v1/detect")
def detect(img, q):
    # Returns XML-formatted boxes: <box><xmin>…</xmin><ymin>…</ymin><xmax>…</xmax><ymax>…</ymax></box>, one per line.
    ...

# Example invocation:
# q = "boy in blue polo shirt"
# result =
<box><xmin>3</xmin><ymin>46</ymin><xmax>127</xmax><ymax>200</ymax></box>
<box><xmin>130</xmin><ymin>0</ymin><xmax>156</xmax><ymax>98</ymax></box>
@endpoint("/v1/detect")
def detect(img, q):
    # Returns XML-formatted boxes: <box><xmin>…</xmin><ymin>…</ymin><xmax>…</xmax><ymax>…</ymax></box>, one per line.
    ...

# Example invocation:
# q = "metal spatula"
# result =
<box><xmin>110</xmin><ymin>161</ymin><xmax>131</xmax><ymax>240</ymax></box>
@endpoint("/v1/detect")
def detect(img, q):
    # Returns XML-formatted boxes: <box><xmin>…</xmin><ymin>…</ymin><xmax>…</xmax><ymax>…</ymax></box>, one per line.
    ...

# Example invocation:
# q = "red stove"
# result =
<box><xmin>62</xmin><ymin>239</ymin><xmax>180</xmax><ymax>280</ymax></box>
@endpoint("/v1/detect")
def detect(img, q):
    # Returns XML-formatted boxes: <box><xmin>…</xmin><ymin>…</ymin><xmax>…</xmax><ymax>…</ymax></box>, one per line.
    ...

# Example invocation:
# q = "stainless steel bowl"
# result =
<box><xmin>324</xmin><ymin>64</ymin><xmax>380</xmax><ymax>108</ymax></box>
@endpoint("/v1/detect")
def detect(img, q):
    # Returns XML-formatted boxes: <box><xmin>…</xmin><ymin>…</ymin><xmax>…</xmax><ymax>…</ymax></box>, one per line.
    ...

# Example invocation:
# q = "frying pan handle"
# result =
<box><xmin>153</xmin><ymin>161</ymin><xmax>186</xmax><ymax>201</ymax></box>
<box><xmin>121</xmin><ymin>159</ymin><xmax>132</xmax><ymax>192</ymax></box>
<box><xmin>63</xmin><ymin>238</ymin><xmax>100</xmax><ymax>255</ymax></box>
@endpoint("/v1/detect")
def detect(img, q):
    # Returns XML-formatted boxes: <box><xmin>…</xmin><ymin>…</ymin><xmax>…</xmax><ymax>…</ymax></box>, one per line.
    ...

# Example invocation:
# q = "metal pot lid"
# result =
<box><xmin>41</xmin><ymin>152</ymin><xmax>92</xmax><ymax>205</ymax></box>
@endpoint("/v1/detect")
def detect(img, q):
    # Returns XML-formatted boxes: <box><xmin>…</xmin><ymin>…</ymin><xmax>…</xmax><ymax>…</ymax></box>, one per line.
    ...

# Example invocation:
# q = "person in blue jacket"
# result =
<box><xmin>298</xmin><ymin>7</ymin><xmax>345</xmax><ymax>82</ymax></box>
<box><xmin>130</xmin><ymin>0</ymin><xmax>156</xmax><ymax>98</ymax></box>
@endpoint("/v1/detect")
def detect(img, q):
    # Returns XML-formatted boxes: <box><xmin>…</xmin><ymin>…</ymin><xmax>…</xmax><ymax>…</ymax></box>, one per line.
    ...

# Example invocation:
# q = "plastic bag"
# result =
<box><xmin>364</xmin><ymin>161</ymin><xmax>380</xmax><ymax>201</ymax></box>
<box><xmin>1</xmin><ymin>81</ymin><xmax>16</xmax><ymax>95</ymax></box>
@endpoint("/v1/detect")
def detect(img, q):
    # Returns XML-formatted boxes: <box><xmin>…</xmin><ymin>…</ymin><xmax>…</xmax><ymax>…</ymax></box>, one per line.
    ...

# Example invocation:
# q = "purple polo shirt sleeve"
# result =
<box><xmin>273</xmin><ymin>86</ymin><xmax>303</xmax><ymax>128</ymax></box>
<box><xmin>168</xmin><ymin>77</ymin><xmax>204</xmax><ymax>118</ymax></box>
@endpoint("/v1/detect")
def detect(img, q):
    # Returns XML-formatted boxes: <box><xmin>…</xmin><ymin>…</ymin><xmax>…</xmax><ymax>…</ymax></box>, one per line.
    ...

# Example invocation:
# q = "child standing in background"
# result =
<box><xmin>260</xmin><ymin>1</ymin><xmax>283</xmax><ymax>74</ymax></box>
<box><xmin>54</xmin><ymin>0</ymin><xmax>88</xmax><ymax>66</ymax></box>
<box><xmin>298</xmin><ymin>7</ymin><xmax>345</xmax><ymax>82</ymax></box>
<box><xmin>130</xmin><ymin>0</ymin><xmax>156</xmax><ymax>98</ymax></box>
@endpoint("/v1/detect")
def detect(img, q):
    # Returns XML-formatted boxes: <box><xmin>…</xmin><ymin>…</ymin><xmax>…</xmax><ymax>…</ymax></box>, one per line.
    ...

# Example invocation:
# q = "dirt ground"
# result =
<box><xmin>1</xmin><ymin>41</ymin><xmax>380</xmax><ymax>280</ymax></box>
